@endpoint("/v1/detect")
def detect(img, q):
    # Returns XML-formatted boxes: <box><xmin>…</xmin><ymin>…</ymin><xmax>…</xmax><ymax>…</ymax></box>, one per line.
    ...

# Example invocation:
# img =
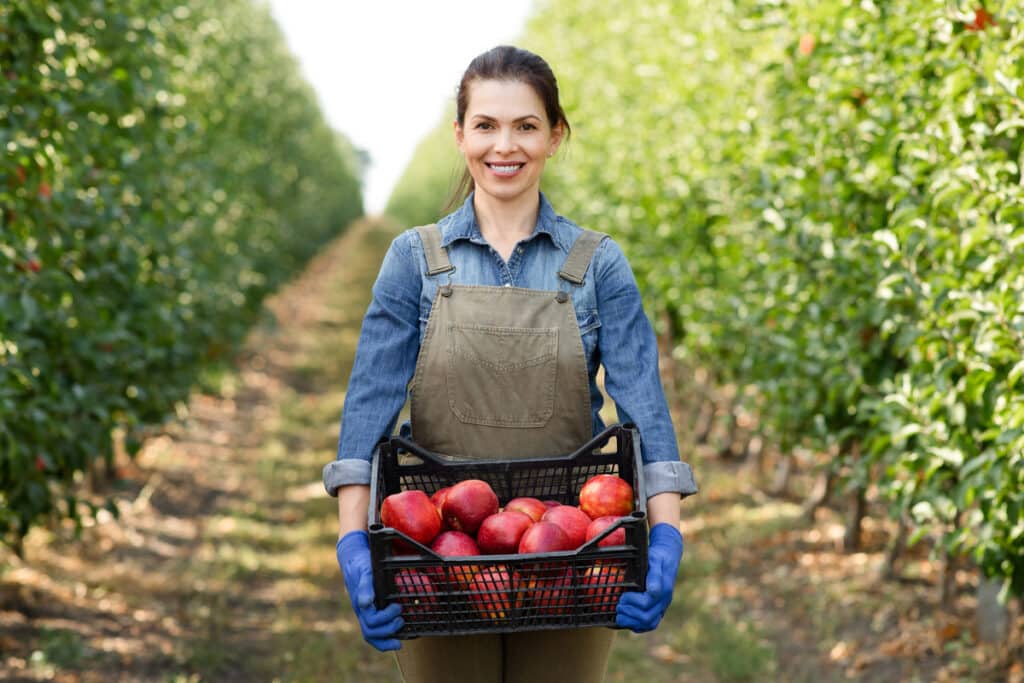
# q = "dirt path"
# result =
<box><xmin>1</xmin><ymin>217</ymin><xmax>1018</xmax><ymax>682</ymax></box>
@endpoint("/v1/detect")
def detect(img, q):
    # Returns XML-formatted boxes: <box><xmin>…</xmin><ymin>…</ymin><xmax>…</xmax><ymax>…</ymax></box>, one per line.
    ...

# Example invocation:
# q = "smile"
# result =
<box><xmin>486</xmin><ymin>162</ymin><xmax>525</xmax><ymax>176</ymax></box>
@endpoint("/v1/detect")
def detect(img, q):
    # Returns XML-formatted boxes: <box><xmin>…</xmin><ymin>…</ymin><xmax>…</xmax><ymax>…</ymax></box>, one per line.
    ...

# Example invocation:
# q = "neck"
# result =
<box><xmin>473</xmin><ymin>190</ymin><xmax>541</xmax><ymax>242</ymax></box>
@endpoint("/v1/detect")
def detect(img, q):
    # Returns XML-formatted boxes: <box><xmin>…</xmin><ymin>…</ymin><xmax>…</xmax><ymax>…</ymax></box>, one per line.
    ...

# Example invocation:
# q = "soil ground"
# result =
<box><xmin>1</xmin><ymin>217</ymin><xmax>1020</xmax><ymax>682</ymax></box>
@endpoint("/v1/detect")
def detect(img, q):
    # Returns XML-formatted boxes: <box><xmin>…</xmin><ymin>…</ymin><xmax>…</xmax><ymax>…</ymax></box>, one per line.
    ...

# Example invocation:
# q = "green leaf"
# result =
<box><xmin>993</xmin><ymin>118</ymin><xmax>1024</xmax><ymax>136</ymax></box>
<box><xmin>893</xmin><ymin>423</ymin><xmax>922</xmax><ymax>444</ymax></box>
<box><xmin>873</xmin><ymin>229</ymin><xmax>900</xmax><ymax>254</ymax></box>
<box><xmin>1008</xmin><ymin>360</ymin><xmax>1024</xmax><ymax>389</ymax></box>
<box><xmin>930</xmin><ymin>447</ymin><xmax>964</xmax><ymax>468</ymax></box>
<box><xmin>912</xmin><ymin>500</ymin><xmax>935</xmax><ymax>523</ymax></box>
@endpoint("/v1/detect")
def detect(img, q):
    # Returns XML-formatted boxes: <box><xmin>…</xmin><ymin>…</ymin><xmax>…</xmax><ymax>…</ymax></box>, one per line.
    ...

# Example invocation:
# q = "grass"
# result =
<box><xmin>32</xmin><ymin>628</ymin><xmax>88</xmax><ymax>670</ymax></box>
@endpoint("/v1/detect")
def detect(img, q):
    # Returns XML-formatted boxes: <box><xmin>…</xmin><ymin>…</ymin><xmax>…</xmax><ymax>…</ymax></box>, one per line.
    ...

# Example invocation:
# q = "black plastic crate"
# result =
<box><xmin>368</xmin><ymin>424</ymin><xmax>648</xmax><ymax>637</ymax></box>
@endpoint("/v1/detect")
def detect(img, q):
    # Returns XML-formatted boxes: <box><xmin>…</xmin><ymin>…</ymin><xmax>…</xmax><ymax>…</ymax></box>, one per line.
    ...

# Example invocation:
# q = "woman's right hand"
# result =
<box><xmin>336</xmin><ymin>530</ymin><xmax>404</xmax><ymax>651</ymax></box>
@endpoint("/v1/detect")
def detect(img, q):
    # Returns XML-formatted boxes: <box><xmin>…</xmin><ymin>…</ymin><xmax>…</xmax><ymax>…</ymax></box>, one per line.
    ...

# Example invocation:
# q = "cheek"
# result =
<box><xmin>528</xmin><ymin>137</ymin><xmax>554</xmax><ymax>159</ymax></box>
<box><xmin>462</xmin><ymin>138</ymin><xmax>489</xmax><ymax>161</ymax></box>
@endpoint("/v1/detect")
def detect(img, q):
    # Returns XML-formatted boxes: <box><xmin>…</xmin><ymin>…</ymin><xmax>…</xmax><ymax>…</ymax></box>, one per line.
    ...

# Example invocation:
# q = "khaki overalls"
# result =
<box><xmin>395</xmin><ymin>225</ymin><xmax>616</xmax><ymax>683</ymax></box>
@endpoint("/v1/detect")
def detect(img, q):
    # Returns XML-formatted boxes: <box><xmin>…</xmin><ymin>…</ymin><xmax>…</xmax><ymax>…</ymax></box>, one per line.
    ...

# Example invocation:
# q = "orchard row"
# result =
<box><xmin>389</xmin><ymin>1</ymin><xmax>1023</xmax><ymax>595</ymax></box>
<box><xmin>0</xmin><ymin>1</ymin><xmax>363</xmax><ymax>550</ymax></box>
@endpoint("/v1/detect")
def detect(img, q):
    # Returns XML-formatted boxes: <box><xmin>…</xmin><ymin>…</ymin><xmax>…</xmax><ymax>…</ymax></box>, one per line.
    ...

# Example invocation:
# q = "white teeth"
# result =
<box><xmin>490</xmin><ymin>164</ymin><xmax>522</xmax><ymax>174</ymax></box>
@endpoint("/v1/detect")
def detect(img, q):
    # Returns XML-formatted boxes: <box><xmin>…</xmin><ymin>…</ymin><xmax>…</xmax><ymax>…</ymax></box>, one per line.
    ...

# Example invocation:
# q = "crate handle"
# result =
<box><xmin>388</xmin><ymin>423</ymin><xmax>634</xmax><ymax>463</ymax></box>
<box><xmin>369</xmin><ymin>523</ymin><xmax>445</xmax><ymax>559</ymax></box>
<box><xmin>563</xmin><ymin>423</ymin><xmax>633</xmax><ymax>460</ymax></box>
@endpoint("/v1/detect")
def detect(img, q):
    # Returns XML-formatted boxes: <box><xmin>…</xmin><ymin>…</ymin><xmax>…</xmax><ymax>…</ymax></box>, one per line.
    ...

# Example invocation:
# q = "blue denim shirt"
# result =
<box><xmin>322</xmin><ymin>192</ymin><xmax>697</xmax><ymax>499</ymax></box>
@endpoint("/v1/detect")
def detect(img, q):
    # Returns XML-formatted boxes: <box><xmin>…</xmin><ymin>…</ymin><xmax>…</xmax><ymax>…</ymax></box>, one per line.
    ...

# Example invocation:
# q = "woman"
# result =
<box><xmin>323</xmin><ymin>45</ymin><xmax>697</xmax><ymax>683</ymax></box>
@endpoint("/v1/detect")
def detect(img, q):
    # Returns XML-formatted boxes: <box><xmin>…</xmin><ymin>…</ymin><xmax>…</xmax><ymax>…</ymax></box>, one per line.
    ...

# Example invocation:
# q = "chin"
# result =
<box><xmin>476</xmin><ymin>182</ymin><xmax>540</xmax><ymax>204</ymax></box>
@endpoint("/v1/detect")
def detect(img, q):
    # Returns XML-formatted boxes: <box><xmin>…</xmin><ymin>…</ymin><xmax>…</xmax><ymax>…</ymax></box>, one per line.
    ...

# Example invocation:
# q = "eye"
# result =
<box><xmin>520</xmin><ymin>122</ymin><xmax>537</xmax><ymax>131</ymax></box>
<box><xmin>475</xmin><ymin>121</ymin><xmax>494</xmax><ymax>130</ymax></box>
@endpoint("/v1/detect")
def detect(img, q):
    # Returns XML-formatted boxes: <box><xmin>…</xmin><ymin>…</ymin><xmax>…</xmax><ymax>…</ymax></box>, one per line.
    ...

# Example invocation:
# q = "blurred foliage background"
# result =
<box><xmin>0</xmin><ymin>0</ymin><xmax>364</xmax><ymax>551</ymax></box>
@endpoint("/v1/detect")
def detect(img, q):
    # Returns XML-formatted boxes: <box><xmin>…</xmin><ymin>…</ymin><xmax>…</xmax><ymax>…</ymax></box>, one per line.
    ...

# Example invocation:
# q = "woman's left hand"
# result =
<box><xmin>336</xmin><ymin>530</ymin><xmax>405</xmax><ymax>651</ymax></box>
<box><xmin>615</xmin><ymin>523</ymin><xmax>684</xmax><ymax>633</ymax></box>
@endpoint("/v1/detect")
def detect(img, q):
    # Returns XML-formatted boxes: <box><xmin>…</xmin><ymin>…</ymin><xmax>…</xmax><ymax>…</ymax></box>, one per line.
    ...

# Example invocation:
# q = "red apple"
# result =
<box><xmin>394</xmin><ymin>568</ymin><xmax>438</xmax><ymax>616</ymax></box>
<box><xmin>442</xmin><ymin>479</ymin><xmax>499</xmax><ymax>536</ymax></box>
<box><xmin>581</xmin><ymin>563</ymin><xmax>627</xmax><ymax>614</ymax></box>
<box><xmin>517</xmin><ymin>521</ymin><xmax>573</xmax><ymax>555</ymax></box>
<box><xmin>504</xmin><ymin>497</ymin><xmax>547</xmax><ymax>523</ymax></box>
<box><xmin>585</xmin><ymin>515</ymin><xmax>627</xmax><ymax>547</ymax></box>
<box><xmin>578</xmin><ymin>474</ymin><xmax>634</xmax><ymax>520</ymax></box>
<box><xmin>542</xmin><ymin>499</ymin><xmax>561</xmax><ymax>508</ymax></box>
<box><xmin>468</xmin><ymin>565</ymin><xmax>513</xmax><ymax>619</ymax></box>
<box><xmin>541</xmin><ymin>505</ymin><xmax>592</xmax><ymax>549</ymax></box>
<box><xmin>429</xmin><ymin>531</ymin><xmax>480</xmax><ymax>589</ymax></box>
<box><xmin>380</xmin><ymin>489</ymin><xmax>441</xmax><ymax>549</ymax></box>
<box><xmin>518</xmin><ymin>566</ymin><xmax>573</xmax><ymax>616</ymax></box>
<box><xmin>430</xmin><ymin>486</ymin><xmax>453</xmax><ymax>528</ymax></box>
<box><xmin>430</xmin><ymin>530</ymin><xmax>480</xmax><ymax>556</ymax></box>
<box><xmin>477</xmin><ymin>510</ymin><xmax>534</xmax><ymax>555</ymax></box>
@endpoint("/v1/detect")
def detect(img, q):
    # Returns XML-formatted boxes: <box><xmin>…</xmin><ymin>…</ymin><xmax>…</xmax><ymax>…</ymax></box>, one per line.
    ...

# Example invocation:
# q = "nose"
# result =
<box><xmin>494</xmin><ymin>127</ymin><xmax>517</xmax><ymax>154</ymax></box>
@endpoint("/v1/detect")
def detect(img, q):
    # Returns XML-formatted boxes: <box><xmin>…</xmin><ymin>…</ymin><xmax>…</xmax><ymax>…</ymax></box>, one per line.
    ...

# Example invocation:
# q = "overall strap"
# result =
<box><xmin>558</xmin><ymin>229</ymin><xmax>609</xmax><ymax>285</ymax></box>
<box><xmin>415</xmin><ymin>224</ymin><xmax>454</xmax><ymax>276</ymax></box>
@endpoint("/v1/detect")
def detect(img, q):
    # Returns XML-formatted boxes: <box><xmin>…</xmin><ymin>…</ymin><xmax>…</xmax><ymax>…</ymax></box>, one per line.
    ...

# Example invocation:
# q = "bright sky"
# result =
<box><xmin>267</xmin><ymin>0</ymin><xmax>536</xmax><ymax>214</ymax></box>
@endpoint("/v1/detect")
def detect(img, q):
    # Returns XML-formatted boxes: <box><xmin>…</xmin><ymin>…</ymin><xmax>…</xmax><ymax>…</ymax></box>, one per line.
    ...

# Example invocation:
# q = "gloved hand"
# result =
<box><xmin>336</xmin><ymin>530</ymin><xmax>404</xmax><ymax>651</ymax></box>
<box><xmin>615</xmin><ymin>523</ymin><xmax>684</xmax><ymax>633</ymax></box>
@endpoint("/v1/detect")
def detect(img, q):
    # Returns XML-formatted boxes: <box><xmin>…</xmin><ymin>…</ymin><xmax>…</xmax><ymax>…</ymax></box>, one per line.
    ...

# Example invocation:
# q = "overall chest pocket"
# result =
<box><xmin>446</xmin><ymin>323</ymin><xmax>558</xmax><ymax>428</ymax></box>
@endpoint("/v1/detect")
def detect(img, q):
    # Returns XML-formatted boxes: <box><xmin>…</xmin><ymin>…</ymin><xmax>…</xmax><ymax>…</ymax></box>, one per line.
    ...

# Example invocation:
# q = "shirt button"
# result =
<box><xmin>516</xmin><ymin>247</ymin><xmax>523</xmax><ymax>254</ymax></box>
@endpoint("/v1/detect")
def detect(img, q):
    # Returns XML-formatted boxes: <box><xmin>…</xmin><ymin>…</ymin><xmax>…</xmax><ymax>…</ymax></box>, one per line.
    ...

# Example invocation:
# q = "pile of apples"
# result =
<box><xmin>378</xmin><ymin>474</ymin><xmax>635</xmax><ymax>620</ymax></box>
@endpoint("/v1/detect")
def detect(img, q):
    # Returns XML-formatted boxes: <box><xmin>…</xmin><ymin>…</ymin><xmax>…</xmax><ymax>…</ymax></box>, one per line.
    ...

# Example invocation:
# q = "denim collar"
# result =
<box><xmin>440</xmin><ymin>191</ymin><xmax>569</xmax><ymax>253</ymax></box>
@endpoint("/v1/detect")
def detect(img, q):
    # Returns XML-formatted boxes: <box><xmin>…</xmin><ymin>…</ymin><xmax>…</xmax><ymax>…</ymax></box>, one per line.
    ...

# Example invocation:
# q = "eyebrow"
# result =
<box><xmin>470</xmin><ymin>114</ymin><xmax>542</xmax><ymax>122</ymax></box>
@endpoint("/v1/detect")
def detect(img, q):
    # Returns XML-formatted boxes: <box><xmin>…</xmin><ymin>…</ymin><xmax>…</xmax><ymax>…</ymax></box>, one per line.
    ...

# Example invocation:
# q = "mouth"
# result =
<box><xmin>486</xmin><ymin>162</ymin><xmax>525</xmax><ymax>176</ymax></box>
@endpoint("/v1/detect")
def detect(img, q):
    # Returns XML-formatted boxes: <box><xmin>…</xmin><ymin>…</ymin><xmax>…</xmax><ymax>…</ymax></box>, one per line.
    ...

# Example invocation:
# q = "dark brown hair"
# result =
<box><xmin>444</xmin><ymin>45</ymin><xmax>571</xmax><ymax>212</ymax></box>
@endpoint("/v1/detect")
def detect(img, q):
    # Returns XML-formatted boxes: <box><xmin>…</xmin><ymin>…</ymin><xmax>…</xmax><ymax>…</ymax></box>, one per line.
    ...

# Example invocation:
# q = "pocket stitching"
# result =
<box><xmin>450</xmin><ymin>324</ymin><xmax>557</xmax><ymax>371</ymax></box>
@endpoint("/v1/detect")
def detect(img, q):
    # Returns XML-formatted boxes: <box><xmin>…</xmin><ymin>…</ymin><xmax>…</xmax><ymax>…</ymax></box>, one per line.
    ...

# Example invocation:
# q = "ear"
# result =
<box><xmin>454</xmin><ymin>119</ymin><xmax>465</xmax><ymax>152</ymax></box>
<box><xmin>548</xmin><ymin>121</ymin><xmax>565</xmax><ymax>157</ymax></box>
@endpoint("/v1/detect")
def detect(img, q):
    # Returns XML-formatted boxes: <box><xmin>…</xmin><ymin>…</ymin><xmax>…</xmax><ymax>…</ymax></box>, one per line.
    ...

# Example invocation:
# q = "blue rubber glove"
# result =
<box><xmin>615</xmin><ymin>523</ymin><xmax>684</xmax><ymax>633</ymax></box>
<box><xmin>336</xmin><ymin>530</ymin><xmax>404</xmax><ymax>651</ymax></box>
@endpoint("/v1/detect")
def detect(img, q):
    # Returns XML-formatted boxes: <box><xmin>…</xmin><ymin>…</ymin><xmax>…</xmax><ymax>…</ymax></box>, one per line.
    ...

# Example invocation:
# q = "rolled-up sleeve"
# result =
<box><xmin>322</xmin><ymin>231</ymin><xmax>422</xmax><ymax>496</ymax></box>
<box><xmin>594</xmin><ymin>238</ymin><xmax>698</xmax><ymax>499</ymax></box>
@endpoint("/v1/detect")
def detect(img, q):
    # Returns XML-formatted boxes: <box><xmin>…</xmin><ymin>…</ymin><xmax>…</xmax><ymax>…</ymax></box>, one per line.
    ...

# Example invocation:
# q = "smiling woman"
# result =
<box><xmin>449</xmin><ymin>46</ymin><xmax>571</xmax><ymax>210</ymax></box>
<box><xmin>325</xmin><ymin>44</ymin><xmax>698</xmax><ymax>683</ymax></box>
<box><xmin>455</xmin><ymin>80</ymin><xmax>563</xmax><ymax>259</ymax></box>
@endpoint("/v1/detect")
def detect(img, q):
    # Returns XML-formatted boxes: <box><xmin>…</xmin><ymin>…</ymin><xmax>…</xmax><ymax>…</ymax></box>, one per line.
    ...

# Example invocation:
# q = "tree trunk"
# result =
<box><xmin>842</xmin><ymin>441</ymin><xmax>866</xmax><ymax>552</ymax></box>
<box><xmin>844</xmin><ymin>483</ymin><xmax>866</xmax><ymax>552</ymax></box>
<box><xmin>694</xmin><ymin>400</ymin><xmax>716</xmax><ymax>445</ymax></box>
<box><xmin>739</xmin><ymin>433</ymin><xmax>764</xmax><ymax>474</ymax></box>
<box><xmin>656</xmin><ymin>310</ymin><xmax>685</xmax><ymax>416</ymax></box>
<box><xmin>939</xmin><ymin>544</ymin><xmax>956</xmax><ymax>604</ymax></box>
<box><xmin>938</xmin><ymin>513</ymin><xmax>964</xmax><ymax>604</ymax></box>
<box><xmin>801</xmin><ymin>469</ymin><xmax>833</xmax><ymax>522</ymax></box>
<box><xmin>718</xmin><ymin>406</ymin><xmax>740</xmax><ymax>459</ymax></box>
<box><xmin>769</xmin><ymin>454</ymin><xmax>792</xmax><ymax>496</ymax></box>
<box><xmin>976</xmin><ymin>575</ymin><xmax>1010</xmax><ymax>644</ymax></box>
<box><xmin>882</xmin><ymin>513</ymin><xmax>908</xmax><ymax>580</ymax></box>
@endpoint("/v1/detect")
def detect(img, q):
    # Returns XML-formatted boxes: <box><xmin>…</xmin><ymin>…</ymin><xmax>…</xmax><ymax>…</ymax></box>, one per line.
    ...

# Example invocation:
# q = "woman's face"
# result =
<box><xmin>455</xmin><ymin>78</ymin><xmax>563</xmax><ymax>207</ymax></box>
